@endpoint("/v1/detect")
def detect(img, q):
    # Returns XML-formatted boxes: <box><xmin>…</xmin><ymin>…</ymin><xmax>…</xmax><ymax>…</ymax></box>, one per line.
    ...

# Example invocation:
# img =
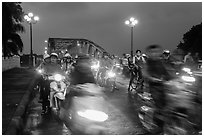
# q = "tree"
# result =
<box><xmin>177</xmin><ymin>23</ymin><xmax>202</xmax><ymax>59</ymax></box>
<box><xmin>2</xmin><ymin>2</ymin><xmax>25</xmax><ymax>58</ymax></box>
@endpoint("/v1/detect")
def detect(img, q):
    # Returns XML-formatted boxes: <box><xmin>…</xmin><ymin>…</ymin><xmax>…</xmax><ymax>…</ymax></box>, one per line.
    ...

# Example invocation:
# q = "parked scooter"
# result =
<box><xmin>63</xmin><ymin>83</ymin><xmax>108</xmax><ymax>135</ymax></box>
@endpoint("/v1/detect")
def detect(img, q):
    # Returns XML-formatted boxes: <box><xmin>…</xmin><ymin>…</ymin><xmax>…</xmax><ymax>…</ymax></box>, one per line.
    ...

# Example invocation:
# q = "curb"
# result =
<box><xmin>4</xmin><ymin>70</ymin><xmax>39</xmax><ymax>135</ymax></box>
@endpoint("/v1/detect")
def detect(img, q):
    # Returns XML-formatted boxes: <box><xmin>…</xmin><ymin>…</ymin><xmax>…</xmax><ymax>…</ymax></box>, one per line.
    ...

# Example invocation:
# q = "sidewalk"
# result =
<box><xmin>2</xmin><ymin>67</ymin><xmax>38</xmax><ymax>135</ymax></box>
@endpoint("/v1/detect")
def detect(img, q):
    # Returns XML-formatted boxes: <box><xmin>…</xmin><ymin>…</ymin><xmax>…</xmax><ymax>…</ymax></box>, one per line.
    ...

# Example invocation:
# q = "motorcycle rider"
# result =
<box><xmin>184</xmin><ymin>52</ymin><xmax>195</xmax><ymax>70</ymax></box>
<box><xmin>61</xmin><ymin>53</ymin><xmax>74</xmax><ymax>75</ymax></box>
<box><xmin>36</xmin><ymin>53</ymin><xmax>51</xmax><ymax>103</ymax></box>
<box><xmin>143</xmin><ymin>45</ymin><xmax>174</xmax><ymax>134</ymax></box>
<box><xmin>42</xmin><ymin>52</ymin><xmax>66</xmax><ymax>113</ymax></box>
<box><xmin>133</xmin><ymin>50</ymin><xmax>146</xmax><ymax>88</ymax></box>
<box><xmin>122</xmin><ymin>54</ymin><xmax>130</xmax><ymax>77</ymax></box>
<box><xmin>98</xmin><ymin>54</ymin><xmax>112</xmax><ymax>85</ymax></box>
<box><xmin>70</xmin><ymin>54</ymin><xmax>96</xmax><ymax>85</ymax></box>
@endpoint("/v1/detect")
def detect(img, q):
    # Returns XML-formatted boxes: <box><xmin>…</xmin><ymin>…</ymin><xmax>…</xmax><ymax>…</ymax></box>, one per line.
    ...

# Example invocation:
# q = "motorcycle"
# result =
<box><xmin>48</xmin><ymin>73</ymin><xmax>69</xmax><ymax>113</ymax></box>
<box><xmin>62</xmin><ymin>83</ymin><xmax>108</xmax><ymax>134</ymax></box>
<box><xmin>97</xmin><ymin>66</ymin><xmax>117</xmax><ymax>92</ymax></box>
<box><xmin>113</xmin><ymin>63</ymin><xmax>123</xmax><ymax>75</ymax></box>
<box><xmin>137</xmin><ymin>70</ymin><xmax>201</xmax><ymax>134</ymax></box>
<box><xmin>104</xmin><ymin>68</ymin><xmax>117</xmax><ymax>92</ymax></box>
<box><xmin>128</xmin><ymin>64</ymin><xmax>144</xmax><ymax>103</ymax></box>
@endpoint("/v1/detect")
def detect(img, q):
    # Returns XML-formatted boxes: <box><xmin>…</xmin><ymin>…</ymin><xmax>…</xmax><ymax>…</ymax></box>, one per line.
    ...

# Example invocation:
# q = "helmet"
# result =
<box><xmin>163</xmin><ymin>50</ymin><xmax>170</xmax><ymax>55</ymax></box>
<box><xmin>126</xmin><ymin>54</ymin><xmax>131</xmax><ymax>58</ymax></box>
<box><xmin>50</xmin><ymin>53</ymin><xmax>58</xmax><ymax>58</ymax></box>
<box><xmin>64</xmin><ymin>53</ymin><xmax>72</xmax><ymax>58</ymax></box>
<box><xmin>43</xmin><ymin>53</ymin><xmax>50</xmax><ymax>60</ymax></box>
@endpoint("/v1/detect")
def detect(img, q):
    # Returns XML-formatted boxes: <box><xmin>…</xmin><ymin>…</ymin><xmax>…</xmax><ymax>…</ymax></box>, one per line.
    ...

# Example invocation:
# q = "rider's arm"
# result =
<box><xmin>183</xmin><ymin>55</ymin><xmax>188</xmax><ymax>63</ymax></box>
<box><xmin>141</xmin><ymin>56</ymin><xmax>146</xmax><ymax>64</ymax></box>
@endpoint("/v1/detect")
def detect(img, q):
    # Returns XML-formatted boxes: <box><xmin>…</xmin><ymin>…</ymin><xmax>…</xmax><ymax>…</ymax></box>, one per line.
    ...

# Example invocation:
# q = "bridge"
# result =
<box><xmin>47</xmin><ymin>38</ymin><xmax>111</xmax><ymax>58</ymax></box>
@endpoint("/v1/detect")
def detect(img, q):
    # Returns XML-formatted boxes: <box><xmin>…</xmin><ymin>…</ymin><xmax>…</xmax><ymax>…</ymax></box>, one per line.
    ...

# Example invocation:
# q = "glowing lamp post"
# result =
<box><xmin>125</xmin><ymin>17</ymin><xmax>138</xmax><ymax>58</ymax></box>
<box><xmin>24</xmin><ymin>12</ymin><xmax>39</xmax><ymax>67</ymax></box>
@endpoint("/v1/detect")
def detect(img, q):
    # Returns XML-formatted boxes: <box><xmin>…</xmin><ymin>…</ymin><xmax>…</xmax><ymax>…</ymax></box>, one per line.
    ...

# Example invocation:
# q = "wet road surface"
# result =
<box><xmin>22</xmin><ymin>76</ymin><xmax>148</xmax><ymax>135</ymax></box>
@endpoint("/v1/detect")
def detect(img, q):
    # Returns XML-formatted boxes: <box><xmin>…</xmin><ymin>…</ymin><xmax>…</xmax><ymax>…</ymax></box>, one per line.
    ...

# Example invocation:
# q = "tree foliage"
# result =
<box><xmin>2</xmin><ymin>2</ymin><xmax>25</xmax><ymax>57</ymax></box>
<box><xmin>177</xmin><ymin>23</ymin><xmax>202</xmax><ymax>58</ymax></box>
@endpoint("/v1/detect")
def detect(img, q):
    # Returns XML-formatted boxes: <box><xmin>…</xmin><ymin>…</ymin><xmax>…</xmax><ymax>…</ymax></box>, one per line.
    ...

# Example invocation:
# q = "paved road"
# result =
<box><xmin>22</xmin><ymin>75</ymin><xmax>148</xmax><ymax>135</ymax></box>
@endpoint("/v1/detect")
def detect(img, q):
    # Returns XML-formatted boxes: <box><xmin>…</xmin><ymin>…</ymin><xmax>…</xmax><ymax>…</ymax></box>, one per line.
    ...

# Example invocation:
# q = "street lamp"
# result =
<box><xmin>125</xmin><ymin>17</ymin><xmax>138</xmax><ymax>58</ymax></box>
<box><xmin>24</xmin><ymin>12</ymin><xmax>39</xmax><ymax>67</ymax></box>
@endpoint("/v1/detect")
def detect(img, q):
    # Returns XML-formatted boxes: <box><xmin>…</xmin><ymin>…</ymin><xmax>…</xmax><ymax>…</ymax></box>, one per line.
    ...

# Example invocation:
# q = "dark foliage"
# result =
<box><xmin>2</xmin><ymin>2</ymin><xmax>25</xmax><ymax>57</ymax></box>
<box><xmin>177</xmin><ymin>23</ymin><xmax>202</xmax><ymax>58</ymax></box>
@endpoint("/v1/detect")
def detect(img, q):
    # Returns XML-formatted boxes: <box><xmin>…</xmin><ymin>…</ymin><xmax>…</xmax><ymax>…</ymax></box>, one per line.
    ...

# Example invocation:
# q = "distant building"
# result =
<box><xmin>47</xmin><ymin>38</ymin><xmax>111</xmax><ymax>59</ymax></box>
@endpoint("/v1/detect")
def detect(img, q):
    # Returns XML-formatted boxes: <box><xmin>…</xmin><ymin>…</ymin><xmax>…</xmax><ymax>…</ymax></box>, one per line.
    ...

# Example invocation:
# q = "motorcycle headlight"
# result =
<box><xmin>77</xmin><ymin>110</ymin><xmax>108</xmax><ymax>122</ymax></box>
<box><xmin>181</xmin><ymin>75</ymin><xmax>196</xmax><ymax>82</ymax></box>
<box><xmin>54</xmin><ymin>74</ymin><xmax>63</xmax><ymax>81</ymax></box>
<box><xmin>37</xmin><ymin>69</ymin><xmax>43</xmax><ymax>74</ymax></box>
<box><xmin>182</xmin><ymin>67</ymin><xmax>192</xmax><ymax>74</ymax></box>
<box><xmin>107</xmin><ymin>71</ymin><xmax>116</xmax><ymax>78</ymax></box>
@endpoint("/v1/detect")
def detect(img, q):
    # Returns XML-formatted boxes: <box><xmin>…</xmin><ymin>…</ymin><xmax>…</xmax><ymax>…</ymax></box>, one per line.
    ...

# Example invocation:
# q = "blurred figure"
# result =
<box><xmin>121</xmin><ymin>54</ymin><xmax>129</xmax><ymax>77</ymax></box>
<box><xmin>162</xmin><ymin>50</ymin><xmax>170</xmax><ymax>60</ymax></box>
<box><xmin>193</xmin><ymin>52</ymin><xmax>200</xmax><ymax>70</ymax></box>
<box><xmin>183</xmin><ymin>52</ymin><xmax>195</xmax><ymax>69</ymax></box>
<box><xmin>98</xmin><ymin>54</ymin><xmax>112</xmax><ymax>84</ymax></box>
<box><xmin>36</xmin><ymin>53</ymin><xmax>50</xmax><ymax>104</ymax></box>
<box><xmin>61</xmin><ymin>53</ymin><xmax>74</xmax><ymax>75</ymax></box>
<box><xmin>63</xmin><ymin>54</ymin><xmax>108</xmax><ymax>134</ymax></box>
<box><xmin>70</xmin><ymin>54</ymin><xmax>96</xmax><ymax>85</ymax></box>
<box><xmin>143</xmin><ymin>44</ymin><xmax>173</xmax><ymax>134</ymax></box>
<box><xmin>161</xmin><ymin>50</ymin><xmax>178</xmax><ymax>77</ymax></box>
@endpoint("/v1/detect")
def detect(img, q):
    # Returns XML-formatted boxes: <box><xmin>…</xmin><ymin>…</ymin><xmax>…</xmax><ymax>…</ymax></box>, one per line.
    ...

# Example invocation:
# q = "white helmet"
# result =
<box><xmin>50</xmin><ymin>53</ymin><xmax>58</xmax><ymax>58</ymax></box>
<box><xmin>64</xmin><ymin>53</ymin><xmax>71</xmax><ymax>58</ymax></box>
<box><xmin>43</xmin><ymin>53</ymin><xmax>50</xmax><ymax>60</ymax></box>
<box><xmin>163</xmin><ymin>49</ymin><xmax>170</xmax><ymax>54</ymax></box>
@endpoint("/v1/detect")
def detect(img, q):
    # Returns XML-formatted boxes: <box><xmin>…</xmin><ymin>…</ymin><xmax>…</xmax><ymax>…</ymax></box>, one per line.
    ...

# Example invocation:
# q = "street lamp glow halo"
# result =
<box><xmin>133</xmin><ymin>20</ymin><xmax>138</xmax><ymax>24</ymax></box>
<box><xmin>34</xmin><ymin>16</ymin><xmax>39</xmax><ymax>21</ymax></box>
<box><xmin>28</xmin><ymin>12</ymin><xmax>33</xmax><ymax>17</ymax></box>
<box><xmin>24</xmin><ymin>15</ymin><xmax>29</xmax><ymax>20</ymax></box>
<box><xmin>27</xmin><ymin>18</ymin><xmax>31</xmax><ymax>22</ymax></box>
<box><xmin>125</xmin><ymin>20</ymin><xmax>130</xmax><ymax>25</ymax></box>
<box><xmin>130</xmin><ymin>17</ymin><xmax>135</xmax><ymax>22</ymax></box>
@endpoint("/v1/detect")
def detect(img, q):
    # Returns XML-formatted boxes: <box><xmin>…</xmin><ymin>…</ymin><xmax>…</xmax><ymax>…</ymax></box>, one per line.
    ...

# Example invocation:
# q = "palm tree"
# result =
<box><xmin>2</xmin><ymin>2</ymin><xmax>25</xmax><ymax>58</ymax></box>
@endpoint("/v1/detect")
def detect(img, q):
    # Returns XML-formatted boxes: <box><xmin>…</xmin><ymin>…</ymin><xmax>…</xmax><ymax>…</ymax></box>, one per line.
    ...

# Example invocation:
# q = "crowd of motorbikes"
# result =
<box><xmin>35</xmin><ymin>54</ymin><xmax>123</xmax><ymax>134</ymax></box>
<box><xmin>34</xmin><ymin>52</ymin><xmax>202</xmax><ymax>135</ymax></box>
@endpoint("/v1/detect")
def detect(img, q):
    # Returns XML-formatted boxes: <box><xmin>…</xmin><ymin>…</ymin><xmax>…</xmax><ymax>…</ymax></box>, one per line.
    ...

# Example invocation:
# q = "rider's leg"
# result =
<box><xmin>149</xmin><ymin>82</ymin><xmax>166</xmax><ymax>133</ymax></box>
<box><xmin>128</xmin><ymin>72</ymin><xmax>134</xmax><ymax>91</ymax></box>
<box><xmin>50</xmin><ymin>90</ymin><xmax>55</xmax><ymax>108</ymax></box>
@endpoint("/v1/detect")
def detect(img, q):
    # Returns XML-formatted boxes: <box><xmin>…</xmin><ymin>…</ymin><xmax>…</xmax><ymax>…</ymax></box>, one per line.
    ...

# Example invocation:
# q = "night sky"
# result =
<box><xmin>20</xmin><ymin>2</ymin><xmax>202</xmax><ymax>56</ymax></box>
